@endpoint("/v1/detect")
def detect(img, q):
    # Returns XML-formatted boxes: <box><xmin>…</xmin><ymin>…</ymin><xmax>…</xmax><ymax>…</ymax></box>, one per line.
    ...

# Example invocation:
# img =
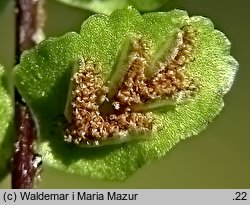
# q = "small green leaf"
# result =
<box><xmin>54</xmin><ymin>0</ymin><xmax>170</xmax><ymax>14</ymax></box>
<box><xmin>0</xmin><ymin>64</ymin><xmax>14</xmax><ymax>180</ymax></box>
<box><xmin>15</xmin><ymin>8</ymin><xmax>238</xmax><ymax>180</ymax></box>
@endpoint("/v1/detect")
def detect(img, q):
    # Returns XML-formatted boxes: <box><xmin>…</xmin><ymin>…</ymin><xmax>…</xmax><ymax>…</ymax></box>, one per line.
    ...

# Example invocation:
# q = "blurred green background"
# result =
<box><xmin>0</xmin><ymin>0</ymin><xmax>249</xmax><ymax>188</ymax></box>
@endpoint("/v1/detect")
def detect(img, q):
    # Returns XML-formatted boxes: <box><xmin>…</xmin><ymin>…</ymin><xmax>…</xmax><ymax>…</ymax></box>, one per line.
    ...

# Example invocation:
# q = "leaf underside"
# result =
<box><xmin>15</xmin><ymin>8</ymin><xmax>238</xmax><ymax>180</ymax></box>
<box><xmin>54</xmin><ymin>0</ymin><xmax>170</xmax><ymax>14</ymax></box>
<box><xmin>0</xmin><ymin>64</ymin><xmax>14</xmax><ymax>180</ymax></box>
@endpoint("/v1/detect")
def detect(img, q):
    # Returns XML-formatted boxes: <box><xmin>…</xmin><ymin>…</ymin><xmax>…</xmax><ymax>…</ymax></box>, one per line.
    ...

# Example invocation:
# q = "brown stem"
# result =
<box><xmin>12</xmin><ymin>0</ymin><xmax>45</xmax><ymax>189</ymax></box>
<box><xmin>12</xmin><ymin>104</ymin><xmax>41</xmax><ymax>188</ymax></box>
<box><xmin>15</xmin><ymin>0</ymin><xmax>45</xmax><ymax>61</ymax></box>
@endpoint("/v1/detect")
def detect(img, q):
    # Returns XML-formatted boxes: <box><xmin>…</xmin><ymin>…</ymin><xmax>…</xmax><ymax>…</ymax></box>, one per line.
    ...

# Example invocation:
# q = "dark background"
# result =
<box><xmin>0</xmin><ymin>0</ymin><xmax>249</xmax><ymax>188</ymax></box>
